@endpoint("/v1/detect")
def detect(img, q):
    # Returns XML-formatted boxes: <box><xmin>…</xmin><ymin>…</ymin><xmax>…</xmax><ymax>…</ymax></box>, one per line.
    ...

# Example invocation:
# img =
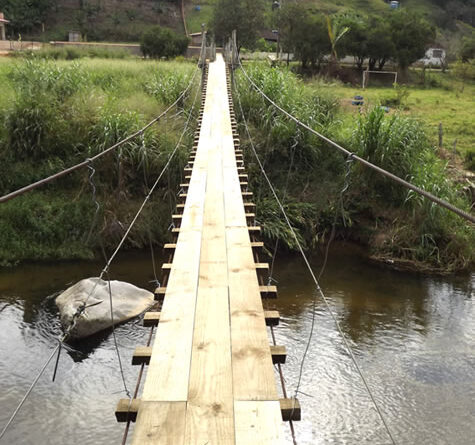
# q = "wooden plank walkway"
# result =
<box><xmin>129</xmin><ymin>54</ymin><xmax>285</xmax><ymax>444</ymax></box>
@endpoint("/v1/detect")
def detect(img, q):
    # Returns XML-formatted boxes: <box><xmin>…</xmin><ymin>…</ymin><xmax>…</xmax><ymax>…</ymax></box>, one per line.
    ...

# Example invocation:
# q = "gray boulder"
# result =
<box><xmin>56</xmin><ymin>277</ymin><xmax>154</xmax><ymax>339</ymax></box>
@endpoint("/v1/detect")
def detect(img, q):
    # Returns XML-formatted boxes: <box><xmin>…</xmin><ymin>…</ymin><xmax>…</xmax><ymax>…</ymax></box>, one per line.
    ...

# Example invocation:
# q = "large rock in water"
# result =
<box><xmin>55</xmin><ymin>277</ymin><xmax>154</xmax><ymax>339</ymax></box>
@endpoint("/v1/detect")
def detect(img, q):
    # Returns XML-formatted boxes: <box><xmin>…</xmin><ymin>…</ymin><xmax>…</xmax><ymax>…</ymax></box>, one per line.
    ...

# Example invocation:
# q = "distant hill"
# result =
<box><xmin>0</xmin><ymin>0</ymin><xmax>472</xmax><ymax>46</ymax></box>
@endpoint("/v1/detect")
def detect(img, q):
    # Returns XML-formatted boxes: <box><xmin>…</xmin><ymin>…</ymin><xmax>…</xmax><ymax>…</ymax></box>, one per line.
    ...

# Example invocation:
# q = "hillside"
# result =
<box><xmin>0</xmin><ymin>0</ymin><xmax>473</xmax><ymax>46</ymax></box>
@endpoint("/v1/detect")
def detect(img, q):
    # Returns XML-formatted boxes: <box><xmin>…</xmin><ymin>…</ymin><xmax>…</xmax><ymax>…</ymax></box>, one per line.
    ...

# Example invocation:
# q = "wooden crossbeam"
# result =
<box><xmin>133</xmin><ymin>344</ymin><xmax>286</xmax><ymax>366</ymax></box>
<box><xmin>115</xmin><ymin>397</ymin><xmax>299</xmax><ymax>423</ymax></box>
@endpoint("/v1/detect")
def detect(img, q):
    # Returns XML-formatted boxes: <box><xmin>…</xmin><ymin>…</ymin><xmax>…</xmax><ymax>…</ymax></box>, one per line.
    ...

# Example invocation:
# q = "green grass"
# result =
<box><xmin>235</xmin><ymin>62</ymin><xmax>474</xmax><ymax>272</ymax></box>
<box><xmin>0</xmin><ymin>56</ymin><xmax>199</xmax><ymax>264</ymax></box>
<box><xmin>186</xmin><ymin>0</ymin><xmax>215</xmax><ymax>34</ymax></box>
<box><xmin>313</xmin><ymin>72</ymin><xmax>475</xmax><ymax>165</ymax></box>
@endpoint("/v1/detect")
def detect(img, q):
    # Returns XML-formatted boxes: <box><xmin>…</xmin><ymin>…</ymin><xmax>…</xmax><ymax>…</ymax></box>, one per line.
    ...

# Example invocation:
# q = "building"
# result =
<box><xmin>190</xmin><ymin>32</ymin><xmax>203</xmax><ymax>47</ymax></box>
<box><xmin>420</xmin><ymin>48</ymin><xmax>446</xmax><ymax>67</ymax></box>
<box><xmin>0</xmin><ymin>12</ymin><xmax>9</xmax><ymax>40</ymax></box>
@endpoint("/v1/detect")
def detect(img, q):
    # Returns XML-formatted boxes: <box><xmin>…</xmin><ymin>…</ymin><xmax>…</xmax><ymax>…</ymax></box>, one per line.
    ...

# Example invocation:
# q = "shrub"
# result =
<box><xmin>140</xmin><ymin>26</ymin><xmax>189</xmax><ymax>59</ymax></box>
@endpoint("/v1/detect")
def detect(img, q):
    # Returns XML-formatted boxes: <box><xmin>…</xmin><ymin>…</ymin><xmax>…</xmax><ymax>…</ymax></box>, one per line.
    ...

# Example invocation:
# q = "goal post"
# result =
<box><xmin>362</xmin><ymin>70</ymin><xmax>398</xmax><ymax>89</ymax></box>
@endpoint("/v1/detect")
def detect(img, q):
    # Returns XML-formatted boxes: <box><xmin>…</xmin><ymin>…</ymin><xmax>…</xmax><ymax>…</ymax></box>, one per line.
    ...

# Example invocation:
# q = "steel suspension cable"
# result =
<box><xmin>236</xmin><ymin>58</ymin><xmax>474</xmax><ymax>224</ymax></box>
<box><xmin>232</xmin><ymin>73</ymin><xmax>398</xmax><ymax>445</ymax></box>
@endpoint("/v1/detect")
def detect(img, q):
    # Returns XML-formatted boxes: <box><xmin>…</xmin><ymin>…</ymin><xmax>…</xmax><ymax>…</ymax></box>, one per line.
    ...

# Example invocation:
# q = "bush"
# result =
<box><xmin>140</xmin><ymin>26</ymin><xmax>189</xmax><ymax>59</ymax></box>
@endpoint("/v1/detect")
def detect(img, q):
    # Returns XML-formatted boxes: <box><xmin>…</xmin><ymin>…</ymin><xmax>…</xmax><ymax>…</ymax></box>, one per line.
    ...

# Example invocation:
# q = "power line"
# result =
<box><xmin>237</xmin><ymin>59</ymin><xmax>475</xmax><ymax>224</ymax></box>
<box><xmin>232</xmin><ymin>68</ymin><xmax>398</xmax><ymax>445</ymax></box>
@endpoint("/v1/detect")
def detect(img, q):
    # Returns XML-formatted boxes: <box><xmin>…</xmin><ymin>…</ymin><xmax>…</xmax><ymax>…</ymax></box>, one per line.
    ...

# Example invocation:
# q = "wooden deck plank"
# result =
<box><xmin>226</xmin><ymin>226</ymin><xmax>278</xmax><ymax>401</ymax></box>
<box><xmin>234</xmin><ymin>401</ymin><xmax>285</xmax><ymax>445</ymax></box>
<box><xmin>185</xmin><ymin>58</ymin><xmax>234</xmax><ymax>443</ymax></box>
<box><xmin>131</xmin><ymin>402</ymin><xmax>187</xmax><ymax>445</ymax></box>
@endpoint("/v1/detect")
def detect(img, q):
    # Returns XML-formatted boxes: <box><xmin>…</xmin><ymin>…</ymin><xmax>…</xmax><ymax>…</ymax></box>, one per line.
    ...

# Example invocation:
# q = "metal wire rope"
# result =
<box><xmin>232</xmin><ymin>72</ymin><xmax>398</xmax><ymax>445</ymax></box>
<box><xmin>236</xmin><ymin>58</ymin><xmax>475</xmax><ymax>225</ymax></box>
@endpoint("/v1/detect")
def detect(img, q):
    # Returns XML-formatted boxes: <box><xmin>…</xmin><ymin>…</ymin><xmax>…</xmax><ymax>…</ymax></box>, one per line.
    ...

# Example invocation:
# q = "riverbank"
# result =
<box><xmin>235</xmin><ymin>62</ymin><xmax>474</xmax><ymax>273</ymax></box>
<box><xmin>0</xmin><ymin>57</ymin><xmax>197</xmax><ymax>265</ymax></box>
<box><xmin>0</xmin><ymin>56</ymin><xmax>473</xmax><ymax>273</ymax></box>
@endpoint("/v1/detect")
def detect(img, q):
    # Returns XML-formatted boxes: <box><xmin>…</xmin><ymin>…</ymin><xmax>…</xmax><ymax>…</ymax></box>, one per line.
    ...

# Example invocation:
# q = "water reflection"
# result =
<box><xmin>0</xmin><ymin>244</ymin><xmax>474</xmax><ymax>444</ymax></box>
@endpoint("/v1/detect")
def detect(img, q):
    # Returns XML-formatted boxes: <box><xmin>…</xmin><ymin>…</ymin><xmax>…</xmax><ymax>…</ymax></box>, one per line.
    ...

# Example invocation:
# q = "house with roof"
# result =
<box><xmin>0</xmin><ymin>12</ymin><xmax>8</xmax><ymax>40</ymax></box>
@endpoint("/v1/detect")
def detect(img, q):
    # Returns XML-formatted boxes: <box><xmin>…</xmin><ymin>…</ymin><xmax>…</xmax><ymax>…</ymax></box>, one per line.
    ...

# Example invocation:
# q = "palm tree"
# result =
<box><xmin>325</xmin><ymin>15</ymin><xmax>349</xmax><ymax>73</ymax></box>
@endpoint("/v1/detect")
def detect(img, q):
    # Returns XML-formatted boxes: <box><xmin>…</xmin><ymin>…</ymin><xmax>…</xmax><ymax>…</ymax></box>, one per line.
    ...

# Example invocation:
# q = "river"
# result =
<box><xmin>0</xmin><ymin>244</ymin><xmax>473</xmax><ymax>445</ymax></box>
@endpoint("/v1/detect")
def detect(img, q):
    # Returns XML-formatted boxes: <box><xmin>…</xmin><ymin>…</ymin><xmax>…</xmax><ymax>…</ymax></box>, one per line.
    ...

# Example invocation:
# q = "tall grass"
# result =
<box><xmin>235</xmin><ymin>62</ymin><xmax>474</xmax><ymax>271</ymax></box>
<box><xmin>0</xmin><ymin>57</ymin><xmax>198</xmax><ymax>264</ymax></box>
<box><xmin>353</xmin><ymin>107</ymin><xmax>474</xmax><ymax>270</ymax></box>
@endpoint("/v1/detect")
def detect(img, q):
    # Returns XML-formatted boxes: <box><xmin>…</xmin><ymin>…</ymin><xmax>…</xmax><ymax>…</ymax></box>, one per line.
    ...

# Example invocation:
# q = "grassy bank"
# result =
<box><xmin>317</xmin><ymin>70</ymin><xmax>475</xmax><ymax>170</ymax></box>
<box><xmin>234</xmin><ymin>63</ymin><xmax>474</xmax><ymax>273</ymax></box>
<box><xmin>0</xmin><ymin>56</ymin><xmax>198</xmax><ymax>266</ymax></box>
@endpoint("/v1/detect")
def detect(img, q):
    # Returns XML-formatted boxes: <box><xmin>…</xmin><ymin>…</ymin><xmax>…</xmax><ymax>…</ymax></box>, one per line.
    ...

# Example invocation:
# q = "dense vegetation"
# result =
<box><xmin>0</xmin><ymin>57</ymin><xmax>198</xmax><ymax>265</ymax></box>
<box><xmin>140</xmin><ymin>26</ymin><xmax>189</xmax><ymax>59</ymax></box>
<box><xmin>234</xmin><ymin>63</ymin><xmax>474</xmax><ymax>272</ymax></box>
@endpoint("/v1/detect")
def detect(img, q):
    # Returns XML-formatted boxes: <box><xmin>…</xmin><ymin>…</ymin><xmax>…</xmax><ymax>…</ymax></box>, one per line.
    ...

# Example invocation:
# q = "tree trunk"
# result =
<box><xmin>378</xmin><ymin>57</ymin><xmax>387</xmax><ymax>70</ymax></box>
<box><xmin>369</xmin><ymin>58</ymin><xmax>376</xmax><ymax>71</ymax></box>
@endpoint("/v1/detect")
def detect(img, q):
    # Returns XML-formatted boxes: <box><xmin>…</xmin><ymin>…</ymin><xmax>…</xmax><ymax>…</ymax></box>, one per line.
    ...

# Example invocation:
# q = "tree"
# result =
<box><xmin>459</xmin><ymin>35</ymin><xmax>475</xmax><ymax>62</ymax></box>
<box><xmin>325</xmin><ymin>15</ymin><xmax>349</xmax><ymax>72</ymax></box>
<box><xmin>339</xmin><ymin>14</ymin><xmax>369</xmax><ymax>70</ymax></box>
<box><xmin>0</xmin><ymin>0</ymin><xmax>56</xmax><ymax>34</ymax></box>
<box><xmin>140</xmin><ymin>26</ymin><xmax>189</xmax><ymax>59</ymax></box>
<box><xmin>279</xmin><ymin>5</ymin><xmax>330</xmax><ymax>69</ymax></box>
<box><xmin>388</xmin><ymin>10</ymin><xmax>436</xmax><ymax>71</ymax></box>
<box><xmin>211</xmin><ymin>0</ymin><xmax>266</xmax><ymax>50</ymax></box>
<box><xmin>366</xmin><ymin>17</ymin><xmax>396</xmax><ymax>71</ymax></box>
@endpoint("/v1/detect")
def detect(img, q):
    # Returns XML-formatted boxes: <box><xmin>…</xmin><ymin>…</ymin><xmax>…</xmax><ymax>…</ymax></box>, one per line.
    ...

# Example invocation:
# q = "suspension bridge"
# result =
<box><xmin>113</xmin><ymin>53</ymin><xmax>299</xmax><ymax>444</ymax></box>
<box><xmin>1</xmin><ymin>30</ymin><xmax>473</xmax><ymax>445</ymax></box>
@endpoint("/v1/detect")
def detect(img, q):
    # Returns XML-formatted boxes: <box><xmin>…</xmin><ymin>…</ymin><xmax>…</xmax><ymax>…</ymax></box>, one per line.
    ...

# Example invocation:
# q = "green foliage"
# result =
<box><xmin>235</xmin><ymin>62</ymin><xmax>473</xmax><ymax>270</ymax></box>
<box><xmin>12</xmin><ymin>45</ymin><xmax>133</xmax><ymax>60</ymax></box>
<box><xmin>0</xmin><ymin>57</ymin><xmax>198</xmax><ymax>264</ymax></box>
<box><xmin>144</xmin><ymin>68</ymin><xmax>194</xmax><ymax>103</ymax></box>
<box><xmin>388</xmin><ymin>10</ymin><xmax>436</xmax><ymax>70</ymax></box>
<box><xmin>459</xmin><ymin>35</ymin><xmax>475</xmax><ymax>63</ymax></box>
<box><xmin>140</xmin><ymin>26</ymin><xmax>189</xmax><ymax>59</ymax></box>
<box><xmin>6</xmin><ymin>59</ymin><xmax>88</xmax><ymax>159</ymax></box>
<box><xmin>211</xmin><ymin>0</ymin><xmax>266</xmax><ymax>49</ymax></box>
<box><xmin>0</xmin><ymin>0</ymin><xmax>55</xmax><ymax>35</ymax></box>
<box><xmin>279</xmin><ymin>5</ymin><xmax>330</xmax><ymax>68</ymax></box>
<box><xmin>0</xmin><ymin>192</ymin><xmax>96</xmax><ymax>266</ymax></box>
<box><xmin>354</xmin><ymin>107</ymin><xmax>429</xmax><ymax>202</ymax></box>
<box><xmin>255</xmin><ymin>38</ymin><xmax>276</xmax><ymax>53</ymax></box>
<box><xmin>353</xmin><ymin>107</ymin><xmax>474</xmax><ymax>269</ymax></box>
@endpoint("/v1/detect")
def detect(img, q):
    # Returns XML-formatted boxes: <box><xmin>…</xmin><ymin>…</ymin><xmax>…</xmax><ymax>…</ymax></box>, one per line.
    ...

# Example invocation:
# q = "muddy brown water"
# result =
<box><xmin>0</xmin><ymin>244</ymin><xmax>473</xmax><ymax>444</ymax></box>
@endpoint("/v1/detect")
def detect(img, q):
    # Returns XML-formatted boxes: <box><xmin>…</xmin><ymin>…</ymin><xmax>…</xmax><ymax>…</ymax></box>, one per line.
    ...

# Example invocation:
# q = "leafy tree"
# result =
<box><xmin>459</xmin><ymin>35</ymin><xmax>475</xmax><ymax>62</ymax></box>
<box><xmin>0</xmin><ymin>0</ymin><xmax>56</xmax><ymax>34</ymax></box>
<box><xmin>388</xmin><ymin>10</ymin><xmax>435</xmax><ymax>71</ymax></box>
<box><xmin>366</xmin><ymin>17</ymin><xmax>395</xmax><ymax>71</ymax></box>
<box><xmin>325</xmin><ymin>15</ymin><xmax>349</xmax><ymax>71</ymax></box>
<box><xmin>279</xmin><ymin>5</ymin><xmax>329</xmax><ymax>69</ymax></box>
<box><xmin>211</xmin><ymin>0</ymin><xmax>266</xmax><ymax>50</ymax></box>
<box><xmin>339</xmin><ymin>14</ymin><xmax>369</xmax><ymax>69</ymax></box>
<box><xmin>140</xmin><ymin>26</ymin><xmax>189</xmax><ymax>59</ymax></box>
